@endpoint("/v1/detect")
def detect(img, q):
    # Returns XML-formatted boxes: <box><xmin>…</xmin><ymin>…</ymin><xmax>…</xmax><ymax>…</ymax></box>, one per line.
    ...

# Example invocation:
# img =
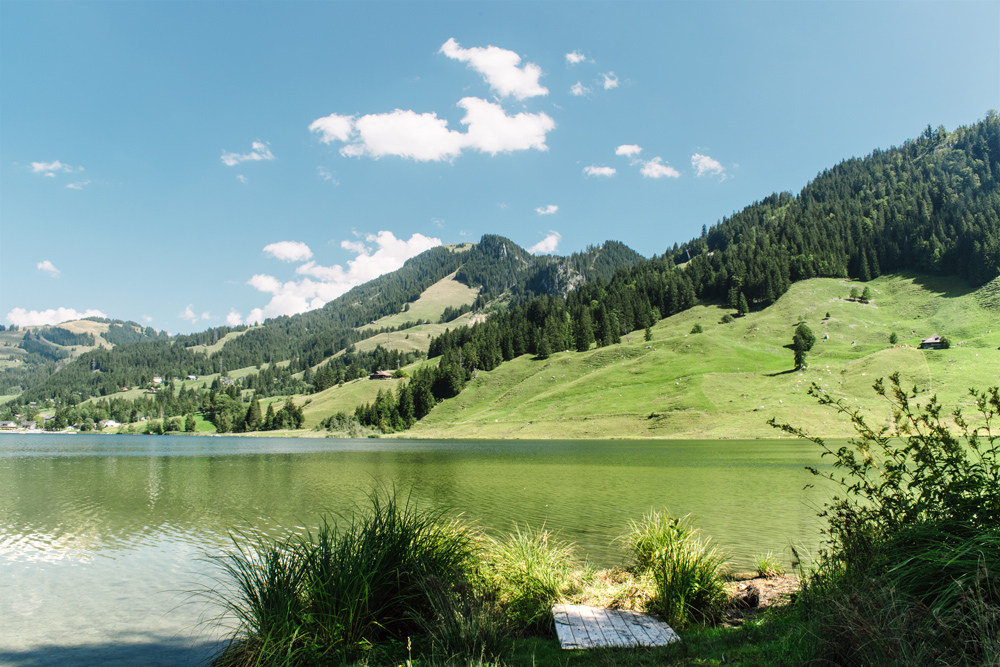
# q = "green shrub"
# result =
<box><xmin>623</xmin><ymin>511</ymin><xmax>728</xmax><ymax>628</ymax></box>
<box><xmin>720</xmin><ymin>314</ymin><xmax>735</xmax><ymax>324</ymax></box>
<box><xmin>477</xmin><ymin>525</ymin><xmax>575</xmax><ymax>633</ymax></box>
<box><xmin>771</xmin><ymin>375</ymin><xmax>1000</xmax><ymax>665</ymax></box>
<box><xmin>207</xmin><ymin>490</ymin><xmax>479</xmax><ymax>665</ymax></box>
<box><xmin>691</xmin><ymin>324</ymin><xmax>703</xmax><ymax>334</ymax></box>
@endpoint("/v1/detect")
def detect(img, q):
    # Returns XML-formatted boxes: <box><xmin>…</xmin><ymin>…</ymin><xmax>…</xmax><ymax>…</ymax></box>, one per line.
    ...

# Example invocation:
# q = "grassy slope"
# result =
<box><xmin>403</xmin><ymin>273</ymin><xmax>1000</xmax><ymax>439</ymax></box>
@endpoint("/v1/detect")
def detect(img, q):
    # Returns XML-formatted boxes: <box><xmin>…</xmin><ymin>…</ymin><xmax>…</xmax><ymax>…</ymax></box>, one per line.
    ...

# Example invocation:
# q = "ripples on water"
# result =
<box><xmin>0</xmin><ymin>433</ymin><xmax>831</xmax><ymax>664</ymax></box>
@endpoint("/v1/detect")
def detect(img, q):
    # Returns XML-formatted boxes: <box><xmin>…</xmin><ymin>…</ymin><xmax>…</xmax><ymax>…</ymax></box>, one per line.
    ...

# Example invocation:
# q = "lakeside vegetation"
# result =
<box><xmin>201</xmin><ymin>378</ymin><xmax>999</xmax><ymax>666</ymax></box>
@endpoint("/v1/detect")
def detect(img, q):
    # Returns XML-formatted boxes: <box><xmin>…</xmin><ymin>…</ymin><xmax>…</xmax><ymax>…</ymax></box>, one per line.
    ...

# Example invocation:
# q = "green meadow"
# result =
<box><xmin>401</xmin><ymin>272</ymin><xmax>1000</xmax><ymax>439</ymax></box>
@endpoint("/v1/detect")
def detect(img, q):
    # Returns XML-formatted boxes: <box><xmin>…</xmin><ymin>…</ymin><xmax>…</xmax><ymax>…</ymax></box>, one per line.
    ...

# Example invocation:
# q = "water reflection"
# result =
<box><xmin>0</xmin><ymin>433</ymin><xmax>831</xmax><ymax>661</ymax></box>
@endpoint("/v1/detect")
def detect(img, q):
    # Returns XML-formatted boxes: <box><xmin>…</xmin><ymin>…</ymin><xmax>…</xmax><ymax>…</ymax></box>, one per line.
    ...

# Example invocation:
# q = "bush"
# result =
<box><xmin>691</xmin><ymin>324</ymin><xmax>703</xmax><ymax>334</ymax></box>
<box><xmin>206</xmin><ymin>490</ymin><xmax>479</xmax><ymax>665</ymax></box>
<box><xmin>770</xmin><ymin>374</ymin><xmax>1000</xmax><ymax>665</ymax></box>
<box><xmin>623</xmin><ymin>511</ymin><xmax>728</xmax><ymax>628</ymax></box>
<box><xmin>720</xmin><ymin>314</ymin><xmax>735</xmax><ymax>324</ymax></box>
<box><xmin>477</xmin><ymin>525</ymin><xmax>575</xmax><ymax>633</ymax></box>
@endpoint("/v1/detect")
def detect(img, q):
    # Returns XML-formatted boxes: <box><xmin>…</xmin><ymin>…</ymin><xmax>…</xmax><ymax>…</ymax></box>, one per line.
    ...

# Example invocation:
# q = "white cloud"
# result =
<box><xmin>440</xmin><ymin>38</ymin><xmax>547</xmax><ymax>100</ymax></box>
<box><xmin>691</xmin><ymin>153</ymin><xmax>726</xmax><ymax>178</ymax></box>
<box><xmin>616</xmin><ymin>144</ymin><xmax>642</xmax><ymax>157</ymax></box>
<box><xmin>584</xmin><ymin>166</ymin><xmax>616</xmax><ymax>177</ymax></box>
<box><xmin>263</xmin><ymin>241</ymin><xmax>313</xmax><ymax>263</ymax></box>
<box><xmin>570</xmin><ymin>82</ymin><xmax>590</xmax><ymax>96</ymax></box>
<box><xmin>317</xmin><ymin>167</ymin><xmax>338</xmax><ymax>185</ymax></box>
<box><xmin>37</xmin><ymin>260</ymin><xmax>60</xmax><ymax>278</ymax></box>
<box><xmin>535</xmin><ymin>204</ymin><xmax>558</xmax><ymax>215</ymax></box>
<box><xmin>66</xmin><ymin>180</ymin><xmax>91</xmax><ymax>190</ymax></box>
<box><xmin>6</xmin><ymin>307</ymin><xmax>107</xmax><ymax>327</ymax></box>
<box><xmin>527</xmin><ymin>231</ymin><xmax>561</xmax><ymax>255</ymax></box>
<box><xmin>640</xmin><ymin>157</ymin><xmax>681</xmax><ymax>179</ymax></box>
<box><xmin>318</xmin><ymin>98</ymin><xmax>554</xmax><ymax>162</ymax></box>
<box><xmin>340</xmin><ymin>108</ymin><xmax>466</xmax><ymax>161</ymax></box>
<box><xmin>245</xmin><ymin>232</ymin><xmax>442</xmax><ymax>322</ymax></box>
<box><xmin>180</xmin><ymin>305</ymin><xmax>198</xmax><ymax>323</ymax></box>
<box><xmin>309</xmin><ymin>114</ymin><xmax>355</xmax><ymax>144</ymax></box>
<box><xmin>31</xmin><ymin>160</ymin><xmax>73</xmax><ymax>176</ymax></box>
<box><xmin>143</xmin><ymin>315</ymin><xmax>153</xmax><ymax>323</ymax></box>
<box><xmin>236</xmin><ymin>174</ymin><xmax>248</xmax><ymax>184</ymax></box>
<box><xmin>201</xmin><ymin>311</ymin><xmax>211</xmax><ymax>320</ymax></box>
<box><xmin>431</xmin><ymin>218</ymin><xmax>444</xmax><ymax>228</ymax></box>
<box><xmin>565</xmin><ymin>51</ymin><xmax>587</xmax><ymax>65</ymax></box>
<box><xmin>226</xmin><ymin>310</ymin><xmax>243</xmax><ymax>326</ymax></box>
<box><xmin>220</xmin><ymin>141</ymin><xmax>275</xmax><ymax>167</ymax></box>
<box><xmin>457</xmin><ymin>97</ymin><xmax>555</xmax><ymax>155</ymax></box>
<box><xmin>601</xmin><ymin>72</ymin><xmax>619</xmax><ymax>90</ymax></box>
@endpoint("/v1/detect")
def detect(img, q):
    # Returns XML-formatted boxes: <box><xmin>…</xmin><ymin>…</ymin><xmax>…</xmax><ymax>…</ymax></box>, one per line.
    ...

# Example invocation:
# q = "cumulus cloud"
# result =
<box><xmin>220</xmin><ymin>141</ymin><xmax>275</xmax><ymax>167</ymax></box>
<box><xmin>565</xmin><ymin>51</ymin><xmax>587</xmax><ymax>65</ymax></box>
<box><xmin>37</xmin><ymin>260</ymin><xmax>60</xmax><ymax>278</ymax></box>
<box><xmin>66</xmin><ymin>180</ymin><xmax>91</xmax><ymax>190</ymax></box>
<box><xmin>180</xmin><ymin>305</ymin><xmax>198</xmax><ymax>323</ymax></box>
<box><xmin>143</xmin><ymin>315</ymin><xmax>153</xmax><ymax>323</ymax></box>
<box><xmin>201</xmin><ymin>311</ymin><xmax>211</xmax><ymax>320</ymax></box>
<box><xmin>440</xmin><ymin>38</ymin><xmax>547</xmax><ymax>100</ymax></box>
<box><xmin>535</xmin><ymin>204</ymin><xmax>558</xmax><ymax>215</ymax></box>
<box><xmin>314</xmin><ymin>98</ymin><xmax>554</xmax><ymax>162</ymax></box>
<box><xmin>570</xmin><ymin>81</ymin><xmax>590</xmax><ymax>96</ymax></box>
<box><xmin>6</xmin><ymin>307</ymin><xmax>107</xmax><ymax>327</ymax></box>
<box><xmin>245</xmin><ymin>232</ymin><xmax>442</xmax><ymax>322</ymax></box>
<box><xmin>31</xmin><ymin>160</ymin><xmax>73</xmax><ymax>176</ymax></box>
<box><xmin>640</xmin><ymin>157</ymin><xmax>681</xmax><ymax>179</ymax></box>
<box><xmin>584</xmin><ymin>166</ymin><xmax>616</xmax><ymax>177</ymax></box>
<box><xmin>527</xmin><ymin>231</ymin><xmax>561</xmax><ymax>255</ymax></box>
<box><xmin>236</xmin><ymin>174</ymin><xmax>248</xmax><ymax>184</ymax></box>
<box><xmin>263</xmin><ymin>241</ymin><xmax>313</xmax><ymax>263</ymax></box>
<box><xmin>601</xmin><ymin>72</ymin><xmax>619</xmax><ymax>90</ymax></box>
<box><xmin>691</xmin><ymin>153</ymin><xmax>726</xmax><ymax>178</ymax></box>
<box><xmin>615</xmin><ymin>144</ymin><xmax>642</xmax><ymax>157</ymax></box>
<box><xmin>309</xmin><ymin>114</ymin><xmax>355</xmax><ymax>144</ymax></box>
<box><xmin>226</xmin><ymin>310</ymin><xmax>243</xmax><ymax>326</ymax></box>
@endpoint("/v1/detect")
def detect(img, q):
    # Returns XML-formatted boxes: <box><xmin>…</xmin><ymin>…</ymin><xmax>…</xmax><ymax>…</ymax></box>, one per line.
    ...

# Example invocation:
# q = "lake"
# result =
<box><xmin>0</xmin><ymin>434</ymin><xmax>830</xmax><ymax>666</ymax></box>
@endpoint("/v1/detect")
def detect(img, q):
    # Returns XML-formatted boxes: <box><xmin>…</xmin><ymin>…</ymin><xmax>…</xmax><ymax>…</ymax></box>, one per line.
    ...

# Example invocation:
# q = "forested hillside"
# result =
<box><xmin>351</xmin><ymin>115</ymin><xmax>1000</xmax><ymax>432</ymax></box>
<box><xmin>6</xmin><ymin>115</ymin><xmax>998</xmax><ymax>419</ymax></box>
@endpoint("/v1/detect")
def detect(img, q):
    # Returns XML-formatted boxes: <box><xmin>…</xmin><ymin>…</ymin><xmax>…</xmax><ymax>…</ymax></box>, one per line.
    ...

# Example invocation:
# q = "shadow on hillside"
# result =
<box><xmin>904</xmin><ymin>271</ymin><xmax>976</xmax><ymax>300</ymax></box>
<box><xmin>0</xmin><ymin>636</ymin><xmax>222</xmax><ymax>667</ymax></box>
<box><xmin>765</xmin><ymin>368</ymin><xmax>798</xmax><ymax>377</ymax></box>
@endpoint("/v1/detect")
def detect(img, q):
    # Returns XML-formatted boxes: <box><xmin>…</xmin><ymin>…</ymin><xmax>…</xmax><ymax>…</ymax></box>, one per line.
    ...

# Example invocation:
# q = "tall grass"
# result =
<box><xmin>206</xmin><ymin>490</ymin><xmax>478</xmax><ymax>666</ymax></box>
<box><xmin>477</xmin><ymin>525</ymin><xmax>575</xmax><ymax>633</ymax></box>
<box><xmin>623</xmin><ymin>510</ymin><xmax>728</xmax><ymax>629</ymax></box>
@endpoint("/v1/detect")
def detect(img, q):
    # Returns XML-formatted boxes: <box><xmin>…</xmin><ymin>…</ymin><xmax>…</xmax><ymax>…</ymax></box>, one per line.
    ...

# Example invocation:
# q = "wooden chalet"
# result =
<box><xmin>368</xmin><ymin>370</ymin><xmax>394</xmax><ymax>380</ymax></box>
<box><xmin>919</xmin><ymin>335</ymin><xmax>943</xmax><ymax>349</ymax></box>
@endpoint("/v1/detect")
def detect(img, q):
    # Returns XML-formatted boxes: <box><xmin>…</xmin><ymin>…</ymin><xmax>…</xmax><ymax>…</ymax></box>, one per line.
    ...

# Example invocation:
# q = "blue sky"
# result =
<box><xmin>2</xmin><ymin>1</ymin><xmax>997</xmax><ymax>333</ymax></box>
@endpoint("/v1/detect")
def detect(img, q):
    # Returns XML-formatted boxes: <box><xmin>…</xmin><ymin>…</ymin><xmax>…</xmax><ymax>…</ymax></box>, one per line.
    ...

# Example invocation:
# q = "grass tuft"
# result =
<box><xmin>752</xmin><ymin>551</ymin><xmax>785</xmax><ymax>579</ymax></box>
<box><xmin>623</xmin><ymin>510</ymin><xmax>729</xmax><ymax>629</ymax></box>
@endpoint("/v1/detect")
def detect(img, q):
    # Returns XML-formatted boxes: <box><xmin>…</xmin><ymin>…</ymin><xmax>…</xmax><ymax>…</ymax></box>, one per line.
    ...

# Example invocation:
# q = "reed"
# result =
<box><xmin>477</xmin><ymin>525</ymin><xmax>576</xmax><ymax>633</ymax></box>
<box><xmin>623</xmin><ymin>510</ymin><xmax>728</xmax><ymax>629</ymax></box>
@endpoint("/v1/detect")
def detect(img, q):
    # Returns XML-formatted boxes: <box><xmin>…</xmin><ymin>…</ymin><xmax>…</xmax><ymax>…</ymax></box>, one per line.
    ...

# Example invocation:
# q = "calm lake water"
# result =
<box><xmin>0</xmin><ymin>433</ymin><xmax>831</xmax><ymax>666</ymax></box>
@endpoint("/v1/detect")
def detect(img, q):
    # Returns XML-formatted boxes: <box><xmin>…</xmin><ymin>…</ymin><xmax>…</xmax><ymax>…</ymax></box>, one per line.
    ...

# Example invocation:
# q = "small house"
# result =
<box><xmin>368</xmin><ymin>370</ymin><xmax>394</xmax><ymax>380</ymax></box>
<box><xmin>187</xmin><ymin>375</ymin><xmax>198</xmax><ymax>380</ymax></box>
<box><xmin>21</xmin><ymin>421</ymin><xmax>37</xmax><ymax>430</ymax></box>
<box><xmin>0</xmin><ymin>421</ymin><xmax>17</xmax><ymax>431</ymax></box>
<box><xmin>152</xmin><ymin>376</ymin><xmax>163</xmax><ymax>384</ymax></box>
<box><xmin>99</xmin><ymin>419</ymin><xmax>119</xmax><ymax>429</ymax></box>
<box><xmin>919</xmin><ymin>335</ymin><xmax>943</xmax><ymax>349</ymax></box>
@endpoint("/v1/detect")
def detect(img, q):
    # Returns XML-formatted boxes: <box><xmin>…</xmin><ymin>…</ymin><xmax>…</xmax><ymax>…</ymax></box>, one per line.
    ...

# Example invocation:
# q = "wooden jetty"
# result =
<box><xmin>552</xmin><ymin>604</ymin><xmax>681</xmax><ymax>649</ymax></box>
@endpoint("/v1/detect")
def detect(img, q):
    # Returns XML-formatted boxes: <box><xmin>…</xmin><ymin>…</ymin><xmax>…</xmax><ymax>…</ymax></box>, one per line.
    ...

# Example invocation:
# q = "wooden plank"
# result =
<box><xmin>604</xmin><ymin>608</ymin><xmax>643</xmax><ymax>647</ymax></box>
<box><xmin>553</xmin><ymin>604</ymin><xmax>680</xmax><ymax>650</ymax></box>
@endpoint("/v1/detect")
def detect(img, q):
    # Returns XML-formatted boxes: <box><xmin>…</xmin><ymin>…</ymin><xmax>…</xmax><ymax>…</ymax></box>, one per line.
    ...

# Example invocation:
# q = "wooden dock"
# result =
<box><xmin>552</xmin><ymin>604</ymin><xmax>681</xmax><ymax>649</ymax></box>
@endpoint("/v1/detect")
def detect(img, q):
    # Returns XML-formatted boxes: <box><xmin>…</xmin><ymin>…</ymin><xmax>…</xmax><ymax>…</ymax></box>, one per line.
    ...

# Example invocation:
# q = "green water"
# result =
<box><xmin>0</xmin><ymin>434</ymin><xmax>831</xmax><ymax>665</ymax></box>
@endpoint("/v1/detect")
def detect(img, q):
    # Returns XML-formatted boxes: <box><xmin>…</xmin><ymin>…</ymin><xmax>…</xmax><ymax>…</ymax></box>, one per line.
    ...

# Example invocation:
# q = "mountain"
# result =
<box><xmin>5</xmin><ymin>114</ymin><xmax>998</xmax><ymax>433</ymax></box>
<box><xmin>2</xmin><ymin>240</ymin><xmax>645</xmax><ymax>404</ymax></box>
